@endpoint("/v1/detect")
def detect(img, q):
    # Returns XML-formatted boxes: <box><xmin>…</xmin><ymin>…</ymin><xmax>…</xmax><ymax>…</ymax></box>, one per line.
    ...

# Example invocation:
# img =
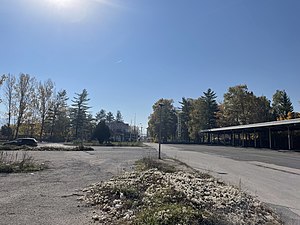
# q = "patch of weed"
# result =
<box><xmin>112</xmin><ymin>142</ymin><xmax>145</xmax><ymax>147</ymax></box>
<box><xmin>136</xmin><ymin>157</ymin><xmax>177</xmax><ymax>173</ymax></box>
<box><xmin>0</xmin><ymin>151</ymin><xmax>47</xmax><ymax>173</ymax></box>
<box><xmin>134</xmin><ymin>203</ymin><xmax>230</xmax><ymax>225</ymax></box>
<box><xmin>0</xmin><ymin>145</ymin><xmax>31</xmax><ymax>151</ymax></box>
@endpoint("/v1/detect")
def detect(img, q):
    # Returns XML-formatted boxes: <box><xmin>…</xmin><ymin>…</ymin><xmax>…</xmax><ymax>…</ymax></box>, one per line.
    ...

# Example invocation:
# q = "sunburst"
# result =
<box><xmin>47</xmin><ymin>0</ymin><xmax>73</xmax><ymax>10</ymax></box>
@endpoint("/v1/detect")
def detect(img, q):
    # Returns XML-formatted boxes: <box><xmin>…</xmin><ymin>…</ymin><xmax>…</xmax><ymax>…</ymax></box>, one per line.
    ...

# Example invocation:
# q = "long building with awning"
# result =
<box><xmin>199</xmin><ymin>118</ymin><xmax>300</xmax><ymax>150</ymax></box>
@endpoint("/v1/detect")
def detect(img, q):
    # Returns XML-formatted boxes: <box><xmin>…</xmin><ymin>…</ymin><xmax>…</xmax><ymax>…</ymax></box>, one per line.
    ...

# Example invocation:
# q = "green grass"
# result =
<box><xmin>0</xmin><ymin>151</ymin><xmax>47</xmax><ymax>173</ymax></box>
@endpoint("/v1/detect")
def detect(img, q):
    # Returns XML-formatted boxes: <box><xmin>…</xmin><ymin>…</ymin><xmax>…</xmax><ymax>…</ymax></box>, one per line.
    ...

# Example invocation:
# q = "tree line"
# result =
<box><xmin>148</xmin><ymin>84</ymin><xmax>298</xmax><ymax>142</ymax></box>
<box><xmin>0</xmin><ymin>73</ymin><xmax>126</xmax><ymax>142</ymax></box>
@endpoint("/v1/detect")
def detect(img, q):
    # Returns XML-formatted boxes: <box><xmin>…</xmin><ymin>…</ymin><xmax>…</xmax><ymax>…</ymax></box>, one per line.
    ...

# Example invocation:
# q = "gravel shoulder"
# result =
<box><xmin>145</xmin><ymin>143</ymin><xmax>300</xmax><ymax>225</ymax></box>
<box><xmin>0</xmin><ymin>147</ymin><xmax>156</xmax><ymax>225</ymax></box>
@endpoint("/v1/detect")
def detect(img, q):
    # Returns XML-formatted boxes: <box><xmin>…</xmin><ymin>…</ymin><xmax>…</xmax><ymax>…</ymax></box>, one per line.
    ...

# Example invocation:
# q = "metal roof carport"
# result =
<box><xmin>199</xmin><ymin>118</ymin><xmax>300</xmax><ymax>150</ymax></box>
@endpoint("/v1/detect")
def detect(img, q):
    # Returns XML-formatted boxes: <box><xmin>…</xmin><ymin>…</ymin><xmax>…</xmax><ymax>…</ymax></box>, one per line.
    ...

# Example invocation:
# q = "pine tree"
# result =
<box><xmin>116</xmin><ymin>110</ymin><xmax>123</xmax><ymax>122</ymax></box>
<box><xmin>179</xmin><ymin>97</ymin><xmax>192</xmax><ymax>141</ymax></box>
<box><xmin>106</xmin><ymin>112</ymin><xmax>115</xmax><ymax>123</ymax></box>
<box><xmin>187</xmin><ymin>89</ymin><xmax>218</xmax><ymax>141</ymax></box>
<box><xmin>95</xmin><ymin>109</ymin><xmax>106</xmax><ymax>122</ymax></box>
<box><xmin>70</xmin><ymin>89</ymin><xmax>91</xmax><ymax>140</ymax></box>
<box><xmin>202</xmin><ymin>88</ymin><xmax>219</xmax><ymax>129</ymax></box>
<box><xmin>272</xmin><ymin>90</ymin><xmax>293</xmax><ymax>120</ymax></box>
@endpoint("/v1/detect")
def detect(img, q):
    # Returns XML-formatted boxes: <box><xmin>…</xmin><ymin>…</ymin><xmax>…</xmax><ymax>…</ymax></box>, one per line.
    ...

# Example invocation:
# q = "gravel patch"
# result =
<box><xmin>80</xmin><ymin>158</ymin><xmax>282</xmax><ymax>225</ymax></box>
<box><xmin>0</xmin><ymin>147</ymin><xmax>156</xmax><ymax>225</ymax></box>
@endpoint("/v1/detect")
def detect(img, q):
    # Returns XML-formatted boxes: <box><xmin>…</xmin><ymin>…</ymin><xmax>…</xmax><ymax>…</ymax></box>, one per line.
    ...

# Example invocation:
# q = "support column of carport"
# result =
<box><xmin>287</xmin><ymin>126</ymin><xmax>291</xmax><ymax>150</ymax></box>
<box><xmin>268</xmin><ymin>128</ymin><xmax>272</xmax><ymax>149</ymax></box>
<box><xmin>254</xmin><ymin>129</ymin><xmax>257</xmax><ymax>148</ymax></box>
<box><xmin>242</xmin><ymin>131</ymin><xmax>245</xmax><ymax>147</ymax></box>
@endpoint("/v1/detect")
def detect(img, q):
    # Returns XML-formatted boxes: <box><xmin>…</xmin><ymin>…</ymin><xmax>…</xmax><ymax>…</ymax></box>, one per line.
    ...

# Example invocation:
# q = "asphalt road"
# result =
<box><xmin>146</xmin><ymin>143</ymin><xmax>300</xmax><ymax>225</ymax></box>
<box><xmin>167</xmin><ymin>144</ymin><xmax>300</xmax><ymax>169</ymax></box>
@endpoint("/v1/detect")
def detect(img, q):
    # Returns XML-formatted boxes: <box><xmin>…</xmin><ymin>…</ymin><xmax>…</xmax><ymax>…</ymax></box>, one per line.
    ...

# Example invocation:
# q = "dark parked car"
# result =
<box><xmin>3</xmin><ymin>138</ymin><xmax>38</xmax><ymax>147</ymax></box>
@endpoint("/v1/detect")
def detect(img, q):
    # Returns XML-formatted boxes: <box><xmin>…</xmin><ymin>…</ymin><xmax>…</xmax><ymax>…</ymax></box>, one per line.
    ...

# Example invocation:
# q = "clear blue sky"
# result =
<box><xmin>0</xmin><ymin>0</ymin><xmax>299</xmax><ymax>131</ymax></box>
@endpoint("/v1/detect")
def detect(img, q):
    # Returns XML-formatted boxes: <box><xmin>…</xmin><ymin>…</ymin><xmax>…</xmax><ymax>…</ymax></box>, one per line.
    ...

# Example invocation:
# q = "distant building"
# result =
<box><xmin>107</xmin><ymin>121</ymin><xmax>130</xmax><ymax>142</ymax></box>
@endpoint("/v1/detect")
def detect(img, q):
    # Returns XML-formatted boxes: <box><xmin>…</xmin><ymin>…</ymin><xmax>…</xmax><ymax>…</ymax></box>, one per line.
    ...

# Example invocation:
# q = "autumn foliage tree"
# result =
<box><xmin>220</xmin><ymin>85</ymin><xmax>273</xmax><ymax>126</ymax></box>
<box><xmin>148</xmin><ymin>99</ymin><xmax>177</xmax><ymax>142</ymax></box>
<box><xmin>188</xmin><ymin>89</ymin><xmax>219</xmax><ymax>141</ymax></box>
<box><xmin>14</xmin><ymin>74</ymin><xmax>36</xmax><ymax>138</ymax></box>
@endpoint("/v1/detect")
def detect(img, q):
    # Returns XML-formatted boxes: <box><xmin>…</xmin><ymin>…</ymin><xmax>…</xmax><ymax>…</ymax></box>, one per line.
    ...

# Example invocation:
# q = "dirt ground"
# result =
<box><xmin>0</xmin><ymin>146</ymin><xmax>157</xmax><ymax>225</ymax></box>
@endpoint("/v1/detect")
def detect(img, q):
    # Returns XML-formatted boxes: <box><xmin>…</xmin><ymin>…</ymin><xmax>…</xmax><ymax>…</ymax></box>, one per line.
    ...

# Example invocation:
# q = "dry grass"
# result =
<box><xmin>0</xmin><ymin>151</ymin><xmax>47</xmax><ymax>173</ymax></box>
<box><xmin>135</xmin><ymin>157</ymin><xmax>177</xmax><ymax>173</ymax></box>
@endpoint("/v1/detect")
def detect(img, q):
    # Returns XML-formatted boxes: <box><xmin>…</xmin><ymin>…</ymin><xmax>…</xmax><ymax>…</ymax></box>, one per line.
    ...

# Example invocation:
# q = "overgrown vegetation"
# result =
<box><xmin>0</xmin><ymin>145</ymin><xmax>31</xmax><ymax>151</ymax></box>
<box><xmin>134</xmin><ymin>203</ymin><xmax>229</xmax><ymax>225</ymax></box>
<box><xmin>135</xmin><ymin>157</ymin><xmax>177</xmax><ymax>173</ymax></box>
<box><xmin>133</xmin><ymin>158</ymin><xmax>229</xmax><ymax>225</ymax></box>
<box><xmin>67</xmin><ymin>141</ymin><xmax>144</xmax><ymax>147</ymax></box>
<box><xmin>0</xmin><ymin>145</ymin><xmax>94</xmax><ymax>151</ymax></box>
<box><xmin>81</xmin><ymin>157</ymin><xmax>280</xmax><ymax>225</ymax></box>
<box><xmin>112</xmin><ymin>142</ymin><xmax>145</xmax><ymax>147</ymax></box>
<box><xmin>0</xmin><ymin>151</ymin><xmax>46</xmax><ymax>173</ymax></box>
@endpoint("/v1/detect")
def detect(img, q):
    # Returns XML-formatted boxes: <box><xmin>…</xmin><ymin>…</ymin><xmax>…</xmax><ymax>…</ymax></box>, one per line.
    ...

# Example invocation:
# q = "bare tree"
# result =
<box><xmin>46</xmin><ymin>89</ymin><xmax>69</xmax><ymax>141</ymax></box>
<box><xmin>37</xmin><ymin>79</ymin><xmax>54</xmax><ymax>140</ymax></box>
<box><xmin>3</xmin><ymin>74</ymin><xmax>16</xmax><ymax>128</ymax></box>
<box><xmin>14</xmin><ymin>73</ymin><xmax>35</xmax><ymax>138</ymax></box>
<box><xmin>0</xmin><ymin>74</ymin><xmax>6</xmax><ymax>102</ymax></box>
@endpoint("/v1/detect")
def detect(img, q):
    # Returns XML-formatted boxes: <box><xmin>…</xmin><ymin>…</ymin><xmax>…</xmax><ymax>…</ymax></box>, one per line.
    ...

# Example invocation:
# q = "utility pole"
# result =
<box><xmin>176</xmin><ymin>109</ymin><xmax>182</xmax><ymax>141</ymax></box>
<box><xmin>139</xmin><ymin>123</ymin><xmax>143</xmax><ymax>140</ymax></box>
<box><xmin>158</xmin><ymin>103</ymin><xmax>164</xmax><ymax>159</ymax></box>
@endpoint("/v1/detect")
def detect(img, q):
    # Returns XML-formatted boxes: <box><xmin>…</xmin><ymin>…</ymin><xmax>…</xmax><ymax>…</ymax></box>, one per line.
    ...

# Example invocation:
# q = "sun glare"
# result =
<box><xmin>44</xmin><ymin>0</ymin><xmax>88</xmax><ymax>22</ymax></box>
<box><xmin>47</xmin><ymin>0</ymin><xmax>73</xmax><ymax>9</ymax></box>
